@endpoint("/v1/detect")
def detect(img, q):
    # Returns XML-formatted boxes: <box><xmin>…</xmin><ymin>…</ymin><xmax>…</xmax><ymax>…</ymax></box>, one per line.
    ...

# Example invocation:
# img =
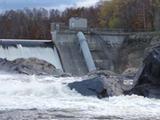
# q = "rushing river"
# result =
<box><xmin>0</xmin><ymin>74</ymin><xmax>160</xmax><ymax>120</ymax></box>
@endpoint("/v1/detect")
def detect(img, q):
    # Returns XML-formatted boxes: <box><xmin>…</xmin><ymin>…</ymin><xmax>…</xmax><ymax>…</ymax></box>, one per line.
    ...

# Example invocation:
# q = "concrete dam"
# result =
<box><xmin>52</xmin><ymin>29</ymin><xmax>127</xmax><ymax>76</ymax></box>
<box><xmin>1</xmin><ymin>19</ymin><xmax>160</xmax><ymax>119</ymax></box>
<box><xmin>0</xmin><ymin>30</ymin><xmax>127</xmax><ymax>76</ymax></box>
<box><xmin>0</xmin><ymin>18</ymin><xmax>159</xmax><ymax>77</ymax></box>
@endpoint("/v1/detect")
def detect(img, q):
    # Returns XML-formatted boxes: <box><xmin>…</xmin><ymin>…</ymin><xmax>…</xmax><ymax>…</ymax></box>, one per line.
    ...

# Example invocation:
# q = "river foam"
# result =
<box><xmin>0</xmin><ymin>74</ymin><xmax>160</xmax><ymax>118</ymax></box>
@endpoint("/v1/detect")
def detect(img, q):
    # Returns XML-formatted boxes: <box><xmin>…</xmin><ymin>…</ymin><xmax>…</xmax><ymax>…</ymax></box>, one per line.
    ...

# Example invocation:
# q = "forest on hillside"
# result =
<box><xmin>0</xmin><ymin>0</ymin><xmax>159</xmax><ymax>39</ymax></box>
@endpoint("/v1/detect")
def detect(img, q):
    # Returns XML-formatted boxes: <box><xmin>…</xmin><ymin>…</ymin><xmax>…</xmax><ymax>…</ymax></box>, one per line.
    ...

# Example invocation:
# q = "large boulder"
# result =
<box><xmin>68</xmin><ymin>74</ymin><xmax>134</xmax><ymax>98</ymax></box>
<box><xmin>68</xmin><ymin>76</ymin><xmax>108</xmax><ymax>98</ymax></box>
<box><xmin>129</xmin><ymin>46</ymin><xmax>160</xmax><ymax>98</ymax></box>
<box><xmin>0</xmin><ymin>58</ymin><xmax>64</xmax><ymax>76</ymax></box>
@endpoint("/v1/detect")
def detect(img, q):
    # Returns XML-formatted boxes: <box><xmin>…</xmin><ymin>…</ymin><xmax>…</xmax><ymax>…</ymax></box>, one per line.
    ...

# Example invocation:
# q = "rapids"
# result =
<box><xmin>0</xmin><ymin>74</ymin><xmax>160</xmax><ymax>119</ymax></box>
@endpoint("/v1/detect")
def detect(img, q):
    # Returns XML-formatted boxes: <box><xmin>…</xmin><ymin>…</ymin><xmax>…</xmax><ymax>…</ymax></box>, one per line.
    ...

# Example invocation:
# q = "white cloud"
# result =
<box><xmin>75</xmin><ymin>0</ymin><xmax>99</xmax><ymax>7</ymax></box>
<box><xmin>47</xmin><ymin>0</ymin><xmax>100</xmax><ymax>11</ymax></box>
<box><xmin>54</xmin><ymin>0</ymin><xmax>100</xmax><ymax>10</ymax></box>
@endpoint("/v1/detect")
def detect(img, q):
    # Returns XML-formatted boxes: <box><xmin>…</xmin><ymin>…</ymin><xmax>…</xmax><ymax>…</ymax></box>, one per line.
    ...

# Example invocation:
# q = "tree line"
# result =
<box><xmin>0</xmin><ymin>0</ymin><xmax>159</xmax><ymax>39</ymax></box>
<box><xmin>0</xmin><ymin>7</ymin><xmax>100</xmax><ymax>39</ymax></box>
<box><xmin>99</xmin><ymin>0</ymin><xmax>160</xmax><ymax>31</ymax></box>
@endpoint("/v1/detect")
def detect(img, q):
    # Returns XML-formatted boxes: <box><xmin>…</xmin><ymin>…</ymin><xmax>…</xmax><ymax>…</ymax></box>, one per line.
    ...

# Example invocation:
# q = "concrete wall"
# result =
<box><xmin>87</xmin><ymin>33</ymin><xmax>126</xmax><ymax>72</ymax></box>
<box><xmin>52</xmin><ymin>31</ymin><xmax>88</xmax><ymax>76</ymax></box>
<box><xmin>52</xmin><ymin>30</ymin><xmax>127</xmax><ymax>75</ymax></box>
<box><xmin>51</xmin><ymin>29</ymin><xmax>160</xmax><ymax>75</ymax></box>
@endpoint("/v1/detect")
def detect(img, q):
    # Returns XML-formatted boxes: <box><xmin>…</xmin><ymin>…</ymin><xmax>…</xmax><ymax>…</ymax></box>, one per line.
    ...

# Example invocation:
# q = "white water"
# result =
<box><xmin>0</xmin><ymin>74</ymin><xmax>160</xmax><ymax>118</ymax></box>
<box><xmin>0</xmin><ymin>45</ymin><xmax>62</xmax><ymax>70</ymax></box>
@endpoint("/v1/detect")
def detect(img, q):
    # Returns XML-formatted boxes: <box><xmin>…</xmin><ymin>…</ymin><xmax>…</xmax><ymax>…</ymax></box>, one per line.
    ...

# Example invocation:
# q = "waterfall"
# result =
<box><xmin>0</xmin><ymin>43</ymin><xmax>62</xmax><ymax>70</ymax></box>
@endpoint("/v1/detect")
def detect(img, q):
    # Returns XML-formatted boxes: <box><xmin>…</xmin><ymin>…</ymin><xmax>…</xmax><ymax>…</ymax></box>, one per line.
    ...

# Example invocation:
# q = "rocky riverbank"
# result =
<box><xmin>0</xmin><ymin>58</ymin><xmax>64</xmax><ymax>76</ymax></box>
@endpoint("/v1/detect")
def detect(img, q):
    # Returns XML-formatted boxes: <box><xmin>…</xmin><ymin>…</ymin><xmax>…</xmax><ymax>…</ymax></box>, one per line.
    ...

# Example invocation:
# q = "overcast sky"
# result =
<box><xmin>0</xmin><ymin>0</ymin><xmax>100</xmax><ymax>11</ymax></box>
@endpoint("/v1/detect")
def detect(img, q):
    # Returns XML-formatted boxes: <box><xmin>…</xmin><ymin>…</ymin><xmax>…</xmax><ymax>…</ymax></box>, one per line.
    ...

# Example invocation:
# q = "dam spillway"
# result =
<box><xmin>0</xmin><ymin>17</ymin><xmax>128</xmax><ymax>76</ymax></box>
<box><xmin>0</xmin><ymin>31</ymin><xmax>127</xmax><ymax>76</ymax></box>
<box><xmin>0</xmin><ymin>39</ymin><xmax>62</xmax><ymax>70</ymax></box>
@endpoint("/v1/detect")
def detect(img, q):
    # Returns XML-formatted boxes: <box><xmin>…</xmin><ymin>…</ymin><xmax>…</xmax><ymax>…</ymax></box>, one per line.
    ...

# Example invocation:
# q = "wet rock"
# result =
<box><xmin>122</xmin><ymin>67</ymin><xmax>138</xmax><ymax>77</ymax></box>
<box><xmin>101</xmin><ymin>75</ymin><xmax>135</xmax><ymax>96</ymax></box>
<box><xmin>129</xmin><ymin>84</ymin><xmax>160</xmax><ymax>98</ymax></box>
<box><xmin>68</xmin><ymin>74</ymin><xmax>134</xmax><ymax>98</ymax></box>
<box><xmin>0</xmin><ymin>58</ymin><xmax>64</xmax><ymax>76</ymax></box>
<box><xmin>88</xmin><ymin>70</ymin><xmax>117</xmax><ymax>77</ymax></box>
<box><xmin>130</xmin><ymin>46</ymin><xmax>160</xmax><ymax>98</ymax></box>
<box><xmin>68</xmin><ymin>76</ymin><xmax>108</xmax><ymax>98</ymax></box>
